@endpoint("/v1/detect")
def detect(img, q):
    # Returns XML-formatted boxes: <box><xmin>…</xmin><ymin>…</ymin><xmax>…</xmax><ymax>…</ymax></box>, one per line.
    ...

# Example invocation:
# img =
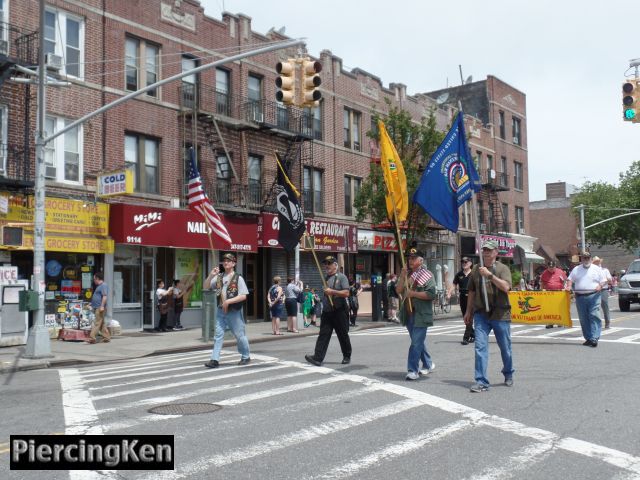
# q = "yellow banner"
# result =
<box><xmin>508</xmin><ymin>290</ymin><xmax>572</xmax><ymax>327</ymax></box>
<box><xmin>378</xmin><ymin>120</ymin><xmax>408</xmax><ymax>222</ymax></box>
<box><xmin>0</xmin><ymin>193</ymin><xmax>109</xmax><ymax>236</ymax></box>
<box><xmin>9</xmin><ymin>232</ymin><xmax>115</xmax><ymax>254</ymax></box>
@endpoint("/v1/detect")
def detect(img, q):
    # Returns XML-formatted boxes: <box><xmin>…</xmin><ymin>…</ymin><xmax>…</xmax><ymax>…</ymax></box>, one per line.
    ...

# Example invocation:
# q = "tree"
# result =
<box><xmin>353</xmin><ymin>99</ymin><xmax>446</xmax><ymax>236</ymax></box>
<box><xmin>571</xmin><ymin>161</ymin><xmax>640</xmax><ymax>251</ymax></box>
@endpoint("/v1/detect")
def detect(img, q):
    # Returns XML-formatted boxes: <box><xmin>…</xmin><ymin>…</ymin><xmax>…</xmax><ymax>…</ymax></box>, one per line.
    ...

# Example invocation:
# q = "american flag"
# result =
<box><xmin>410</xmin><ymin>267</ymin><xmax>433</xmax><ymax>287</ymax></box>
<box><xmin>187</xmin><ymin>148</ymin><xmax>232</xmax><ymax>247</ymax></box>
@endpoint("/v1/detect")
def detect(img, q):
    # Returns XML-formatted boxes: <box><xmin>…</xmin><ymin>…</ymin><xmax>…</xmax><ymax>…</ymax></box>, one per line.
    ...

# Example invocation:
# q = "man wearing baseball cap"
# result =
<box><xmin>464</xmin><ymin>239</ymin><xmax>514</xmax><ymax>392</ymax></box>
<box><xmin>305</xmin><ymin>255</ymin><xmax>352</xmax><ymax>366</ymax></box>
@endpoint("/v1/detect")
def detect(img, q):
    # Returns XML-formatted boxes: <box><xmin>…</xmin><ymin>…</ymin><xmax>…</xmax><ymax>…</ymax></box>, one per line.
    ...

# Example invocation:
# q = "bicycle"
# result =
<box><xmin>433</xmin><ymin>289</ymin><xmax>452</xmax><ymax>315</ymax></box>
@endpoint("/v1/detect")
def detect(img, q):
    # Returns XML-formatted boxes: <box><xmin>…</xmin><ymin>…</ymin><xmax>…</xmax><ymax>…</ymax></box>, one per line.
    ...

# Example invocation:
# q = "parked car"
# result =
<box><xmin>618</xmin><ymin>259</ymin><xmax>640</xmax><ymax>311</ymax></box>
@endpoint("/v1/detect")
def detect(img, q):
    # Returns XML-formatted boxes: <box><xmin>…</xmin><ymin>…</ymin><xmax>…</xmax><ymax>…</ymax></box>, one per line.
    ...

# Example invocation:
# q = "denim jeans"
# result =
<box><xmin>473</xmin><ymin>312</ymin><xmax>514</xmax><ymax>387</ymax></box>
<box><xmin>210</xmin><ymin>307</ymin><xmax>250</xmax><ymax>361</ymax></box>
<box><xmin>405</xmin><ymin>315</ymin><xmax>432</xmax><ymax>373</ymax></box>
<box><xmin>575</xmin><ymin>292</ymin><xmax>602</xmax><ymax>341</ymax></box>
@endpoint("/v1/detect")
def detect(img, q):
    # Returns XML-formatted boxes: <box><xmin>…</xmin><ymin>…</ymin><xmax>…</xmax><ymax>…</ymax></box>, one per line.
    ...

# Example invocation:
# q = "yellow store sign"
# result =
<box><xmin>19</xmin><ymin>232</ymin><xmax>114</xmax><ymax>254</ymax></box>
<box><xmin>0</xmin><ymin>194</ymin><xmax>109</xmax><ymax>236</ymax></box>
<box><xmin>508</xmin><ymin>290</ymin><xmax>572</xmax><ymax>327</ymax></box>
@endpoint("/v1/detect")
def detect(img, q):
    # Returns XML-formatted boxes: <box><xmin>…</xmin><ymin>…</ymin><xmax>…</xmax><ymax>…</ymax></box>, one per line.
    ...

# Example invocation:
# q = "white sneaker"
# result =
<box><xmin>405</xmin><ymin>371</ymin><xmax>420</xmax><ymax>381</ymax></box>
<box><xmin>419</xmin><ymin>362</ymin><xmax>435</xmax><ymax>376</ymax></box>
<box><xmin>428</xmin><ymin>362</ymin><xmax>436</xmax><ymax>373</ymax></box>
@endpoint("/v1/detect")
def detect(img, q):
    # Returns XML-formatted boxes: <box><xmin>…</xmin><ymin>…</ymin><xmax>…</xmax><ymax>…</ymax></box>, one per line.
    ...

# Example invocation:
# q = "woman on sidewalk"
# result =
<box><xmin>284</xmin><ymin>277</ymin><xmax>302</xmax><ymax>333</ymax></box>
<box><xmin>267</xmin><ymin>276</ymin><xmax>285</xmax><ymax>335</ymax></box>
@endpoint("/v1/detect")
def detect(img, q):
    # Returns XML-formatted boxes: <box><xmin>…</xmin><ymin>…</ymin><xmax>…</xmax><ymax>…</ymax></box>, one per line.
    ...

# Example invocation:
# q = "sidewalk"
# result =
<box><xmin>0</xmin><ymin>312</ymin><xmax>461</xmax><ymax>374</ymax></box>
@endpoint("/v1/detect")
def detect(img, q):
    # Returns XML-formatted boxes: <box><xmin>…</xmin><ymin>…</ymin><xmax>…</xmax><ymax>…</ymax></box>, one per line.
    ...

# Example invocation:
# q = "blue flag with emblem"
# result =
<box><xmin>413</xmin><ymin>111</ymin><xmax>481</xmax><ymax>232</ymax></box>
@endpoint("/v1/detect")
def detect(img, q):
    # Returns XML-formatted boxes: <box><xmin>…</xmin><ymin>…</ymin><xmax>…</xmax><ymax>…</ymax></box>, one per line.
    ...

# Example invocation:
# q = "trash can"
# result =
<box><xmin>202</xmin><ymin>289</ymin><xmax>217</xmax><ymax>342</ymax></box>
<box><xmin>371</xmin><ymin>284</ymin><xmax>385</xmax><ymax>322</ymax></box>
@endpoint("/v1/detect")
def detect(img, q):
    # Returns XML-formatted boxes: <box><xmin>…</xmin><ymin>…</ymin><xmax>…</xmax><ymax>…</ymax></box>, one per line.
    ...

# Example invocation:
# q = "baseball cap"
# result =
<box><xmin>406</xmin><ymin>247</ymin><xmax>424</xmax><ymax>258</ymax></box>
<box><xmin>222</xmin><ymin>253</ymin><xmax>237</xmax><ymax>262</ymax></box>
<box><xmin>322</xmin><ymin>255</ymin><xmax>338</xmax><ymax>264</ymax></box>
<box><xmin>482</xmin><ymin>240</ymin><xmax>498</xmax><ymax>250</ymax></box>
<box><xmin>580</xmin><ymin>251</ymin><xmax>591</xmax><ymax>258</ymax></box>
<box><xmin>461</xmin><ymin>257</ymin><xmax>471</xmax><ymax>263</ymax></box>
<box><xmin>547</xmin><ymin>260</ymin><xmax>555</xmax><ymax>267</ymax></box>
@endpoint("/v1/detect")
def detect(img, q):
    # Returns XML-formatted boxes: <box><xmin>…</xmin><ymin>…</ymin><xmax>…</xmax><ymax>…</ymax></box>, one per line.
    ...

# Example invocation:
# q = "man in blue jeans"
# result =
<box><xmin>203</xmin><ymin>253</ymin><xmax>251</xmax><ymax>368</ymax></box>
<box><xmin>463</xmin><ymin>240</ymin><xmax>514</xmax><ymax>392</ymax></box>
<box><xmin>395</xmin><ymin>248</ymin><xmax>437</xmax><ymax>381</ymax></box>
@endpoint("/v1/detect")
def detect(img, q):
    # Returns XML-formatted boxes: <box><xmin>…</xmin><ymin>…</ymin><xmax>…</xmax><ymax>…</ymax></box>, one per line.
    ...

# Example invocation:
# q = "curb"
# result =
<box><xmin>1</xmin><ymin>322</ymin><xmax>389</xmax><ymax>374</ymax></box>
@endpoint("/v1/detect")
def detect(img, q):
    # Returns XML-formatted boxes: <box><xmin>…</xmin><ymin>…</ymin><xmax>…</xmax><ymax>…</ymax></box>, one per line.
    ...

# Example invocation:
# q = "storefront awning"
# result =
<box><xmin>525</xmin><ymin>252</ymin><xmax>546</xmax><ymax>263</ymax></box>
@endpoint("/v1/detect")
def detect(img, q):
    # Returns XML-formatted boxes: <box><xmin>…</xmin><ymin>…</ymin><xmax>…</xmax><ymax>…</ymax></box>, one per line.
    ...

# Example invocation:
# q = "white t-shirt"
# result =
<box><xmin>568</xmin><ymin>264</ymin><xmax>605</xmax><ymax>293</ymax></box>
<box><xmin>156</xmin><ymin>287</ymin><xmax>169</xmax><ymax>300</ymax></box>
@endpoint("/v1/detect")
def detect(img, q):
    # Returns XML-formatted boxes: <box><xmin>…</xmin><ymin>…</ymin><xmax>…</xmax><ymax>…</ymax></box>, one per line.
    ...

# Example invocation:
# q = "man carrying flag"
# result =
<box><xmin>412</xmin><ymin>111</ymin><xmax>481</xmax><ymax>232</ymax></box>
<box><xmin>187</xmin><ymin>148</ymin><xmax>232</xmax><ymax>247</ymax></box>
<box><xmin>275</xmin><ymin>152</ymin><xmax>306</xmax><ymax>252</ymax></box>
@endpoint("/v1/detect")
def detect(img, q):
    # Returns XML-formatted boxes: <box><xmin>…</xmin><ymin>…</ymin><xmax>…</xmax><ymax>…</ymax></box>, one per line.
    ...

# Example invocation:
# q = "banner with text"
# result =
<box><xmin>508</xmin><ymin>290</ymin><xmax>572</xmax><ymax>327</ymax></box>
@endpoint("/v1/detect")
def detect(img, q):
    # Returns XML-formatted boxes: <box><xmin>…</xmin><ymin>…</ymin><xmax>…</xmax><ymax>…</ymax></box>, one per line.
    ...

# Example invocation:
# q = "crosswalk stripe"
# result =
<box><xmin>139</xmin><ymin>399</ymin><xmax>424</xmax><ymax>480</ymax></box>
<box><xmin>541</xmin><ymin>327</ymin><xmax>582</xmax><ymax>337</ymax></box>
<box><xmin>463</xmin><ymin>441</ymin><xmax>554</xmax><ymax>480</ymax></box>
<box><xmin>511</xmin><ymin>326</ymin><xmax>546</xmax><ymax>335</ymax></box>
<box><xmin>79</xmin><ymin>351</ymin><xmax>218</xmax><ymax>377</ymax></box>
<box><xmin>88</xmin><ymin>360</ymin><xmax>278</xmax><ymax>391</ymax></box>
<box><xmin>96</xmin><ymin>369</ymin><xmax>314</xmax><ymax>414</ymax></box>
<box><xmin>307</xmin><ymin>419</ymin><xmax>473</xmax><ymax>480</ymax></box>
<box><xmin>84</xmin><ymin>361</ymin><xmax>213</xmax><ymax>383</ymax></box>
<box><xmin>615</xmin><ymin>332</ymin><xmax>640</xmax><ymax>343</ymax></box>
<box><xmin>91</xmin><ymin>364</ymin><xmax>290</xmax><ymax>400</ymax></box>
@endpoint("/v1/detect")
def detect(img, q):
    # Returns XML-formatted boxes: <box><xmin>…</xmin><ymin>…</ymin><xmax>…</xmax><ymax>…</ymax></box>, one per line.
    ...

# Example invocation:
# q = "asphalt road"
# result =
<box><xmin>2</xmin><ymin>297</ymin><xmax>640</xmax><ymax>480</ymax></box>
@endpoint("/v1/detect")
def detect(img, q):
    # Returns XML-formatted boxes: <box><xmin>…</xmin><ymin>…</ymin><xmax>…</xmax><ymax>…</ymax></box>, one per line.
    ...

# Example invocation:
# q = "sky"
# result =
<box><xmin>199</xmin><ymin>0</ymin><xmax>639</xmax><ymax>201</ymax></box>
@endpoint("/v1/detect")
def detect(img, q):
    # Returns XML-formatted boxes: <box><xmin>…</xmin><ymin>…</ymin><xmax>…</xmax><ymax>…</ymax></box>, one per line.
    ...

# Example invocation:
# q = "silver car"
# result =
<box><xmin>618</xmin><ymin>259</ymin><xmax>640</xmax><ymax>311</ymax></box>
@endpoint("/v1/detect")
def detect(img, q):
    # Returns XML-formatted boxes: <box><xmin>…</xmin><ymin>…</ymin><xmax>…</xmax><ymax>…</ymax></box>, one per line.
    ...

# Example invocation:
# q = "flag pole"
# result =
<box><xmin>391</xmin><ymin>199</ymin><xmax>412</xmax><ymax>312</ymax></box>
<box><xmin>457</xmin><ymin>102</ymin><xmax>490</xmax><ymax>312</ymax></box>
<box><xmin>304</xmin><ymin>234</ymin><xmax>333</xmax><ymax>307</ymax></box>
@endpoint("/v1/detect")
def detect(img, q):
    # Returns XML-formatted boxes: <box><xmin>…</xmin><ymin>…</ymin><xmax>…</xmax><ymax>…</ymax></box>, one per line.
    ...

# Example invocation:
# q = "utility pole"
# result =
<box><xmin>579</xmin><ymin>204</ymin><xmax>586</xmax><ymax>254</ymax></box>
<box><xmin>22</xmin><ymin>2</ymin><xmax>304</xmax><ymax>357</ymax></box>
<box><xmin>24</xmin><ymin>0</ymin><xmax>50</xmax><ymax>358</ymax></box>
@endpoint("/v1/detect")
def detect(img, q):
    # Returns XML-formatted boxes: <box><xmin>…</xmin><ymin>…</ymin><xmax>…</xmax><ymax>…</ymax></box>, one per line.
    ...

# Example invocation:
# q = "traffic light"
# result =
<box><xmin>275</xmin><ymin>59</ymin><xmax>296</xmax><ymax>105</ymax></box>
<box><xmin>623</xmin><ymin>80</ymin><xmax>638</xmax><ymax>122</ymax></box>
<box><xmin>301</xmin><ymin>58</ymin><xmax>322</xmax><ymax>107</ymax></box>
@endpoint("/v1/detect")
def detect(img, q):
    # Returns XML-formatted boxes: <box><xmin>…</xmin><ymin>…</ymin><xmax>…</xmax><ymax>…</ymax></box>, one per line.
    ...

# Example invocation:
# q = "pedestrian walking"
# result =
<box><xmin>450</xmin><ymin>257</ymin><xmax>474</xmax><ymax>344</ymax></box>
<box><xmin>302</xmin><ymin>286</ymin><xmax>314</xmax><ymax>327</ymax></box>
<box><xmin>592</xmin><ymin>256</ymin><xmax>613</xmax><ymax>329</ymax></box>
<box><xmin>284</xmin><ymin>277</ymin><xmax>302</xmax><ymax>333</ymax></box>
<box><xmin>155</xmin><ymin>279</ymin><xmax>173</xmax><ymax>332</ymax></box>
<box><xmin>348</xmin><ymin>276</ymin><xmax>362</xmax><ymax>327</ymax></box>
<box><xmin>172</xmin><ymin>279</ymin><xmax>185</xmax><ymax>330</ymax></box>
<box><xmin>395</xmin><ymin>248</ymin><xmax>437</xmax><ymax>380</ymax></box>
<box><xmin>464</xmin><ymin>240</ymin><xmax>514</xmax><ymax>392</ymax></box>
<box><xmin>203</xmin><ymin>253</ymin><xmax>251</xmax><ymax>368</ymax></box>
<box><xmin>86</xmin><ymin>272</ymin><xmax>110</xmax><ymax>344</ymax></box>
<box><xmin>387</xmin><ymin>274</ymin><xmax>400</xmax><ymax>323</ymax></box>
<box><xmin>267</xmin><ymin>276</ymin><xmax>285</xmax><ymax>335</ymax></box>
<box><xmin>305</xmin><ymin>256</ymin><xmax>352</xmax><ymax>366</ymax></box>
<box><xmin>540</xmin><ymin>260</ymin><xmax>567</xmax><ymax>328</ymax></box>
<box><xmin>565</xmin><ymin>252</ymin><xmax>606</xmax><ymax>347</ymax></box>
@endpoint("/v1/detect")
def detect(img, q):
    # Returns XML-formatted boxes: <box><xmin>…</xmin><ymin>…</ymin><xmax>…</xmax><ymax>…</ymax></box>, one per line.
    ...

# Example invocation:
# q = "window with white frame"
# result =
<box><xmin>248</xmin><ymin>154</ymin><xmax>262</xmax><ymax>206</ymax></box>
<box><xmin>515</xmin><ymin>206</ymin><xmax>525</xmax><ymax>233</ymax></box>
<box><xmin>303</xmin><ymin>166</ymin><xmax>323</xmax><ymax>213</ymax></box>
<box><xmin>344</xmin><ymin>175</ymin><xmax>361</xmax><ymax>217</ymax></box>
<box><xmin>44</xmin><ymin>116</ymin><xmax>82</xmax><ymax>183</ymax></box>
<box><xmin>514</xmin><ymin>161</ymin><xmax>524</xmax><ymax>190</ymax></box>
<box><xmin>512</xmin><ymin>116</ymin><xmax>522</xmax><ymax>145</ymax></box>
<box><xmin>0</xmin><ymin>0</ymin><xmax>7</xmax><ymax>45</ymax></box>
<box><xmin>124</xmin><ymin>133</ymin><xmax>159</xmax><ymax>193</ymax></box>
<box><xmin>125</xmin><ymin>36</ymin><xmax>159</xmax><ymax>97</ymax></box>
<box><xmin>343</xmin><ymin>107</ymin><xmax>361</xmax><ymax>151</ymax></box>
<box><xmin>44</xmin><ymin>8</ymin><xmax>84</xmax><ymax>78</ymax></box>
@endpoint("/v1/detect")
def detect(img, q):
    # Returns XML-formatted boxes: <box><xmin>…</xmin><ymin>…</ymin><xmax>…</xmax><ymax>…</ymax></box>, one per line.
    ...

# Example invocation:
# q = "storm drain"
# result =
<box><xmin>148</xmin><ymin>403</ymin><xmax>222</xmax><ymax>416</ymax></box>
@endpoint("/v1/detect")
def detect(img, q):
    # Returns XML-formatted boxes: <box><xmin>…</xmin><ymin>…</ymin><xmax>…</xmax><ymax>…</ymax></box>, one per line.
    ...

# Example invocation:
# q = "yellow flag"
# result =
<box><xmin>378</xmin><ymin>120</ymin><xmax>408</xmax><ymax>221</ymax></box>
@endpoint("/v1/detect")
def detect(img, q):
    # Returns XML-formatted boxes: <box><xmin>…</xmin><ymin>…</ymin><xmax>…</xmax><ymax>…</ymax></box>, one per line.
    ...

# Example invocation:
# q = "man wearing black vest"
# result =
<box><xmin>305</xmin><ymin>256</ymin><xmax>352</xmax><ymax>366</ymax></box>
<box><xmin>204</xmin><ymin>253</ymin><xmax>251</xmax><ymax>368</ymax></box>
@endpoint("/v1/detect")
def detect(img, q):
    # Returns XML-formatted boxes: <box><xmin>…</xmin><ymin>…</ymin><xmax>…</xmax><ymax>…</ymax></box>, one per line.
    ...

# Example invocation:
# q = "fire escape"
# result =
<box><xmin>178</xmin><ymin>81</ymin><xmax>313</xmax><ymax>215</ymax></box>
<box><xmin>477</xmin><ymin>168</ymin><xmax>510</xmax><ymax>234</ymax></box>
<box><xmin>0</xmin><ymin>20</ymin><xmax>39</xmax><ymax>191</ymax></box>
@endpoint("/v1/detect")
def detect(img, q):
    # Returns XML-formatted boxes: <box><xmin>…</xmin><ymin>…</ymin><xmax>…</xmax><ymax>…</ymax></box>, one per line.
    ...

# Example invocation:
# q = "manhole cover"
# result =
<box><xmin>148</xmin><ymin>403</ymin><xmax>222</xmax><ymax>415</ymax></box>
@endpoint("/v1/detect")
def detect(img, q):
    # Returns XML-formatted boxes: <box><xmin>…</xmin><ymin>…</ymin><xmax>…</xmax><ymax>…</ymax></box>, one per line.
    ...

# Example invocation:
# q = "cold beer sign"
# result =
<box><xmin>97</xmin><ymin>170</ymin><xmax>133</xmax><ymax>197</ymax></box>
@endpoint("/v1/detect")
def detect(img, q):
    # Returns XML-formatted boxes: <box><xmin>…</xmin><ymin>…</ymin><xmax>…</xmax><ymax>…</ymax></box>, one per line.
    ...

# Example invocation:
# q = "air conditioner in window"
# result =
<box><xmin>519</xmin><ymin>228</ymin><xmax>526</xmax><ymax>234</ymax></box>
<box><xmin>0</xmin><ymin>39</ymin><xmax>8</xmax><ymax>56</ymax></box>
<box><xmin>45</xmin><ymin>53</ymin><xmax>63</xmax><ymax>71</ymax></box>
<box><xmin>489</xmin><ymin>169</ymin><xmax>496</xmax><ymax>179</ymax></box>
<box><xmin>45</xmin><ymin>165</ymin><xmax>57</xmax><ymax>179</ymax></box>
<box><xmin>479</xmin><ymin>223</ymin><xmax>487</xmax><ymax>230</ymax></box>
<box><xmin>512</xmin><ymin>136</ymin><xmax>519</xmax><ymax>145</ymax></box>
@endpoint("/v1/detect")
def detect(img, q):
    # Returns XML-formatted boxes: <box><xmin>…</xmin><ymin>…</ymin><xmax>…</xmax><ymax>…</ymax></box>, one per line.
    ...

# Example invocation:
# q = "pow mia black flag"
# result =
<box><xmin>275</xmin><ymin>152</ymin><xmax>306</xmax><ymax>252</ymax></box>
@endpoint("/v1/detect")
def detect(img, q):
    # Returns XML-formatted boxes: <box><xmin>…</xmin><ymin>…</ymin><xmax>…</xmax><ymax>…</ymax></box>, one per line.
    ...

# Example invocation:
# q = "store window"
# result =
<box><xmin>114</xmin><ymin>245</ymin><xmax>141</xmax><ymax>306</ymax></box>
<box><xmin>174</xmin><ymin>249</ymin><xmax>204</xmax><ymax>308</ymax></box>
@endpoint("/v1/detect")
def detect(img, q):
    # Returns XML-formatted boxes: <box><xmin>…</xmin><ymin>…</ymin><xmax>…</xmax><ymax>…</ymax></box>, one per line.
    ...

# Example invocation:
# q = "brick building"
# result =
<box><xmin>0</xmin><ymin>0</ymin><xmax>529</xmax><ymax>330</ymax></box>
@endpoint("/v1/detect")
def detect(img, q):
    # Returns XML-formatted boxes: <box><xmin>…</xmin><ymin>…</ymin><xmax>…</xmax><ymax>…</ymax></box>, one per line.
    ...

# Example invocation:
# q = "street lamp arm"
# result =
<box><xmin>585</xmin><ymin>210</ymin><xmax>640</xmax><ymax>230</ymax></box>
<box><xmin>44</xmin><ymin>38</ymin><xmax>305</xmax><ymax>144</ymax></box>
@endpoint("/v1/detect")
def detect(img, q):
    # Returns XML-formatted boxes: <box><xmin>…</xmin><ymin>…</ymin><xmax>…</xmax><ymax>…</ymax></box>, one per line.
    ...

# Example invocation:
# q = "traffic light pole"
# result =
<box><xmin>24</xmin><ymin>15</ymin><xmax>305</xmax><ymax>357</ymax></box>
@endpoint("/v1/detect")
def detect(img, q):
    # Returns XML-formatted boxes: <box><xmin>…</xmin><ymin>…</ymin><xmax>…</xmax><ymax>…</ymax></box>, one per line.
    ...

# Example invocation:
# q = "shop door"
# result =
<box><xmin>244</xmin><ymin>256</ymin><xmax>257</xmax><ymax>320</ymax></box>
<box><xmin>142</xmin><ymin>258</ymin><xmax>155</xmax><ymax>329</ymax></box>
